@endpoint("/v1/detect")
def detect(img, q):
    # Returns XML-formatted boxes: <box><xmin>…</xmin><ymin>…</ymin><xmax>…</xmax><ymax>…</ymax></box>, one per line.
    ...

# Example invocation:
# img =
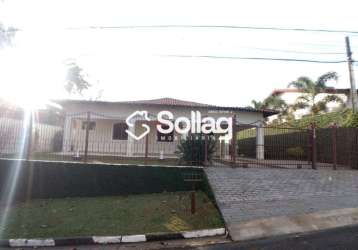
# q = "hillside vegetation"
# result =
<box><xmin>280</xmin><ymin>109</ymin><xmax>352</xmax><ymax>129</ymax></box>
<box><xmin>238</xmin><ymin>109</ymin><xmax>358</xmax><ymax>140</ymax></box>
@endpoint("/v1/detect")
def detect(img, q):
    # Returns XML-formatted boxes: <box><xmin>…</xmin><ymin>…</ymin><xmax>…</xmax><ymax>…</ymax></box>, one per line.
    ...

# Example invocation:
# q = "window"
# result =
<box><xmin>81</xmin><ymin>121</ymin><xmax>96</xmax><ymax>130</ymax></box>
<box><xmin>157</xmin><ymin>124</ymin><xmax>174</xmax><ymax>142</ymax></box>
<box><xmin>113</xmin><ymin>122</ymin><xmax>128</xmax><ymax>140</ymax></box>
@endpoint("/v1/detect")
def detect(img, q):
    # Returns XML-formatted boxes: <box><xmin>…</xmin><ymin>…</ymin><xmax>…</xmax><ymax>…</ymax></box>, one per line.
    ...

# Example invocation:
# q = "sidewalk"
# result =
<box><xmin>205</xmin><ymin>167</ymin><xmax>358</xmax><ymax>240</ymax></box>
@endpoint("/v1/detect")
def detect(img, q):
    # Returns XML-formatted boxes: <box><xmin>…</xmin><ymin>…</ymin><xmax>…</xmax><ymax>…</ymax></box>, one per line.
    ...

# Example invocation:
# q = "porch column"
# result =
<box><xmin>126</xmin><ymin>122</ymin><xmax>135</xmax><ymax>157</ymax></box>
<box><xmin>256</xmin><ymin>121</ymin><xmax>265</xmax><ymax>160</ymax></box>
<box><xmin>62</xmin><ymin>116</ymin><xmax>72</xmax><ymax>152</ymax></box>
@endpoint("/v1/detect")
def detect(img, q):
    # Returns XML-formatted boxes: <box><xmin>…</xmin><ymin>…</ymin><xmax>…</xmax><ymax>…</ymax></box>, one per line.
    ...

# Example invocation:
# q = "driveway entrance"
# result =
<box><xmin>205</xmin><ymin>167</ymin><xmax>358</xmax><ymax>240</ymax></box>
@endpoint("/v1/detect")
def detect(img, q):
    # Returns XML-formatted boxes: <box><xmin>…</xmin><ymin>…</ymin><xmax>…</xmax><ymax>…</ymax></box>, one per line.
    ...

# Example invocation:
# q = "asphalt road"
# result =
<box><xmin>198</xmin><ymin>225</ymin><xmax>358</xmax><ymax>250</ymax></box>
<box><xmin>3</xmin><ymin>225</ymin><xmax>358</xmax><ymax>250</ymax></box>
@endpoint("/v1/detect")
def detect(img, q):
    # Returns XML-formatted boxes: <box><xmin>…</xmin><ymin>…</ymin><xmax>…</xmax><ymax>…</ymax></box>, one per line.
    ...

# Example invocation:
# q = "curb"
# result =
<box><xmin>228</xmin><ymin>207</ymin><xmax>358</xmax><ymax>242</ymax></box>
<box><xmin>0</xmin><ymin>228</ymin><xmax>226</xmax><ymax>248</ymax></box>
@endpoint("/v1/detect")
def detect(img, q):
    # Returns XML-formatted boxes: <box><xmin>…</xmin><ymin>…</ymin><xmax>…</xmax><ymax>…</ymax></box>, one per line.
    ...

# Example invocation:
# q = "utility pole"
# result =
<box><xmin>345</xmin><ymin>36</ymin><xmax>357</xmax><ymax>113</ymax></box>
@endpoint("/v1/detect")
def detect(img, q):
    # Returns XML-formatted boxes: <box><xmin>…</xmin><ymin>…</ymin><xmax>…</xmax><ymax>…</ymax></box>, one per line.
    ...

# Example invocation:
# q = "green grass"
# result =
<box><xmin>0</xmin><ymin>191</ymin><xmax>223</xmax><ymax>239</ymax></box>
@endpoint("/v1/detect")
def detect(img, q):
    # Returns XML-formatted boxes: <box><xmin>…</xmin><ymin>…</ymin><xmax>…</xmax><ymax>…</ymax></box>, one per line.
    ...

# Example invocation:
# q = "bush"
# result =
<box><xmin>286</xmin><ymin>146</ymin><xmax>304</xmax><ymax>159</ymax></box>
<box><xmin>343</xmin><ymin>109</ymin><xmax>358</xmax><ymax>127</ymax></box>
<box><xmin>176</xmin><ymin>135</ymin><xmax>217</xmax><ymax>166</ymax></box>
<box><xmin>52</xmin><ymin>130</ymin><xmax>63</xmax><ymax>152</ymax></box>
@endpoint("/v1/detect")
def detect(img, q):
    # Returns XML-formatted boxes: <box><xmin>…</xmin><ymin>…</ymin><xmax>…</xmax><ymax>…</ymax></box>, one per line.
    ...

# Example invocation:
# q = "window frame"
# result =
<box><xmin>112</xmin><ymin>122</ymin><xmax>129</xmax><ymax>140</ymax></box>
<box><xmin>81</xmin><ymin>121</ymin><xmax>96</xmax><ymax>130</ymax></box>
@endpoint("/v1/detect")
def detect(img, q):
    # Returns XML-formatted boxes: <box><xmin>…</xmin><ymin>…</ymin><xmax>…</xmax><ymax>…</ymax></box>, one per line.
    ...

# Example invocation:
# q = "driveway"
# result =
<box><xmin>205</xmin><ymin>167</ymin><xmax>358</xmax><ymax>240</ymax></box>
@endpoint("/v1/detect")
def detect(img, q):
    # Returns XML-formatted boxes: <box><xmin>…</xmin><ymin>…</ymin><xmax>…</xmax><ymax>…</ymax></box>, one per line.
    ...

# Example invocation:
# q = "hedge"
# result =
<box><xmin>0</xmin><ymin>159</ymin><xmax>207</xmax><ymax>202</ymax></box>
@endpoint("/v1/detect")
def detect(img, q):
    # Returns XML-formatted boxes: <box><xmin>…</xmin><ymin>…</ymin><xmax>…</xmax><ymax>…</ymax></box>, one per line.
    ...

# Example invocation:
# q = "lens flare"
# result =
<box><xmin>0</xmin><ymin>110</ymin><xmax>34</xmax><ymax>237</ymax></box>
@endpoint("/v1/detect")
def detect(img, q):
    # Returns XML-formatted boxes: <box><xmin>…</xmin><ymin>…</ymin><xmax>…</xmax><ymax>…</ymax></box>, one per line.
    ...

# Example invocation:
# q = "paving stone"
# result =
<box><xmin>205</xmin><ymin>167</ymin><xmax>358</xmax><ymax>230</ymax></box>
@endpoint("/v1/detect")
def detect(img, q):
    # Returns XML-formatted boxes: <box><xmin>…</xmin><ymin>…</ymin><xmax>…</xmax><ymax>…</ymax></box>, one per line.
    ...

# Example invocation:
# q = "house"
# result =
<box><xmin>0</xmin><ymin>100</ymin><xmax>63</xmax><ymax>155</ymax></box>
<box><xmin>55</xmin><ymin>98</ymin><xmax>277</xmax><ymax>160</ymax></box>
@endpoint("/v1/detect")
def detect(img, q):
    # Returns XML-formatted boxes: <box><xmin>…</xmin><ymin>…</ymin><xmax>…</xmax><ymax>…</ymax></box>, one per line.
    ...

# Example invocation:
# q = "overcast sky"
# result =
<box><xmin>0</xmin><ymin>0</ymin><xmax>358</xmax><ymax>107</ymax></box>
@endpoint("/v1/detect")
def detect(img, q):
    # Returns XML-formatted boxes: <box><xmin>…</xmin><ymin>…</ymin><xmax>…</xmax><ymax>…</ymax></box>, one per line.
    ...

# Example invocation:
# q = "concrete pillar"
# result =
<box><xmin>62</xmin><ymin>116</ymin><xmax>72</xmax><ymax>152</ymax></box>
<box><xmin>219</xmin><ymin>140</ymin><xmax>223</xmax><ymax>159</ymax></box>
<box><xmin>126</xmin><ymin>122</ymin><xmax>135</xmax><ymax>157</ymax></box>
<box><xmin>256</xmin><ymin>122</ymin><xmax>265</xmax><ymax>160</ymax></box>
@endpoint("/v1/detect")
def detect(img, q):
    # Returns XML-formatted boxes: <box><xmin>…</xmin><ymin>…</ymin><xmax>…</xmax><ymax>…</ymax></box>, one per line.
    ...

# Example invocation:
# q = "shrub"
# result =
<box><xmin>286</xmin><ymin>146</ymin><xmax>304</xmax><ymax>159</ymax></box>
<box><xmin>176</xmin><ymin>135</ymin><xmax>217</xmax><ymax>166</ymax></box>
<box><xmin>343</xmin><ymin>109</ymin><xmax>358</xmax><ymax>128</ymax></box>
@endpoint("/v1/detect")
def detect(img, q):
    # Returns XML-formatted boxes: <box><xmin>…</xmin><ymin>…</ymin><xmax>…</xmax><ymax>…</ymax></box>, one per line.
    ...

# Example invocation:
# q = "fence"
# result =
<box><xmin>0</xmin><ymin>111</ymin><xmax>232</xmax><ymax>166</ymax></box>
<box><xmin>0</xmin><ymin>110</ymin><xmax>357</xmax><ymax>169</ymax></box>
<box><xmin>234</xmin><ymin>124</ymin><xmax>358</xmax><ymax>169</ymax></box>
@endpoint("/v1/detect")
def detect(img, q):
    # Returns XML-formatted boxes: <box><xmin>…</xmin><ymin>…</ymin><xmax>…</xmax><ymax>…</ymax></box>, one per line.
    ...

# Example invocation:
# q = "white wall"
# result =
<box><xmin>60</xmin><ymin>101</ymin><xmax>266</xmax><ymax>157</ymax></box>
<box><xmin>0</xmin><ymin>117</ymin><xmax>62</xmax><ymax>155</ymax></box>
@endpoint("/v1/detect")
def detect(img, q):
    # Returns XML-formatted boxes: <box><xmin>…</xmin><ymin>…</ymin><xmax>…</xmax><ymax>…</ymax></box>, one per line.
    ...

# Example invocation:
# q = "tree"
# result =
<box><xmin>64</xmin><ymin>61</ymin><xmax>91</xmax><ymax>96</ymax></box>
<box><xmin>264</xmin><ymin>95</ymin><xmax>292</xmax><ymax>122</ymax></box>
<box><xmin>0</xmin><ymin>23</ymin><xmax>16</xmax><ymax>48</ymax></box>
<box><xmin>288</xmin><ymin>72</ymin><xmax>344</xmax><ymax>116</ymax></box>
<box><xmin>250</xmin><ymin>100</ymin><xmax>264</xmax><ymax>109</ymax></box>
<box><xmin>251</xmin><ymin>96</ymin><xmax>290</xmax><ymax>122</ymax></box>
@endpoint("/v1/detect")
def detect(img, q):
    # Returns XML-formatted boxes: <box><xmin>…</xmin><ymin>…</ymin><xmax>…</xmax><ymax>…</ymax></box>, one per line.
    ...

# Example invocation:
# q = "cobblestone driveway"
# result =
<box><xmin>205</xmin><ymin>167</ymin><xmax>358</xmax><ymax>229</ymax></box>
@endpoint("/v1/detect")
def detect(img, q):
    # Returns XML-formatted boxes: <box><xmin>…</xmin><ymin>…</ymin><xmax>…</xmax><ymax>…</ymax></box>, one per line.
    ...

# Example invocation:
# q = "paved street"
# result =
<box><xmin>199</xmin><ymin>224</ymin><xmax>358</xmax><ymax>250</ymax></box>
<box><xmin>6</xmin><ymin>225</ymin><xmax>358</xmax><ymax>250</ymax></box>
<box><xmin>205</xmin><ymin>167</ymin><xmax>358</xmax><ymax>239</ymax></box>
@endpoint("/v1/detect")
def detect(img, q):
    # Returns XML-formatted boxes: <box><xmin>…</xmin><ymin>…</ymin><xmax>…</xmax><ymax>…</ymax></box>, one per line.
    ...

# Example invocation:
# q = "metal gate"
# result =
<box><xmin>214</xmin><ymin>123</ymin><xmax>358</xmax><ymax>170</ymax></box>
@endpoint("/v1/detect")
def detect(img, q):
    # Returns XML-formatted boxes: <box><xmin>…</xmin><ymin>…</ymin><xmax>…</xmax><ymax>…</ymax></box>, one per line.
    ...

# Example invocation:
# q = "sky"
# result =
<box><xmin>0</xmin><ymin>0</ymin><xmax>358</xmax><ymax>108</ymax></box>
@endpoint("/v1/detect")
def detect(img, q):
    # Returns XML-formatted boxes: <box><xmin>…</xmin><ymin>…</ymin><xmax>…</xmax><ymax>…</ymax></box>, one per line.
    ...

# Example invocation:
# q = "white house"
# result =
<box><xmin>55</xmin><ymin>98</ymin><xmax>277</xmax><ymax>159</ymax></box>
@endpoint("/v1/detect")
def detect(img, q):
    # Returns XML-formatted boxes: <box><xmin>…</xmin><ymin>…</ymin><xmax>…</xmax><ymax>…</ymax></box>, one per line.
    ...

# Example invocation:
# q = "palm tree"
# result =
<box><xmin>251</xmin><ymin>96</ymin><xmax>290</xmax><ymax>122</ymax></box>
<box><xmin>288</xmin><ymin>72</ymin><xmax>344</xmax><ymax>116</ymax></box>
<box><xmin>263</xmin><ymin>95</ymin><xmax>292</xmax><ymax>121</ymax></box>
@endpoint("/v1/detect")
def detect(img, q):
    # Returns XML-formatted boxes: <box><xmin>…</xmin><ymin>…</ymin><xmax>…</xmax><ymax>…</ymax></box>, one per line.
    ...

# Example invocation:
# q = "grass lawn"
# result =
<box><xmin>0</xmin><ymin>191</ymin><xmax>223</xmax><ymax>239</ymax></box>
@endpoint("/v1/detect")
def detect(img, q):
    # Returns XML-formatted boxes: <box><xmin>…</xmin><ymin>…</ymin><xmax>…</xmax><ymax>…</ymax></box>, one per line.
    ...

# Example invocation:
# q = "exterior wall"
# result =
<box><xmin>0</xmin><ymin>117</ymin><xmax>62</xmax><ymax>155</ymax></box>
<box><xmin>134</xmin><ymin>121</ymin><xmax>182</xmax><ymax>157</ymax></box>
<box><xmin>63</xmin><ymin>118</ymin><xmax>184</xmax><ymax>157</ymax></box>
<box><xmin>63</xmin><ymin>118</ymin><xmax>128</xmax><ymax>155</ymax></box>
<box><xmin>60</xmin><ymin>102</ymin><xmax>266</xmax><ymax>158</ymax></box>
<box><xmin>33</xmin><ymin>123</ymin><xmax>63</xmax><ymax>153</ymax></box>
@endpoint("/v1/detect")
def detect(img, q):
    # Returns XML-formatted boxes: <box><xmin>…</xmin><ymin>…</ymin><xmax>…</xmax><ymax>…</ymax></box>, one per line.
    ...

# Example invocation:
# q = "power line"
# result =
<box><xmin>5</xmin><ymin>24</ymin><xmax>356</xmax><ymax>57</ymax></box>
<box><xmin>9</xmin><ymin>25</ymin><xmax>353</xmax><ymax>50</ymax></box>
<box><xmin>67</xmin><ymin>25</ymin><xmax>358</xmax><ymax>35</ymax></box>
<box><xmin>162</xmin><ymin>54</ymin><xmax>347</xmax><ymax>64</ymax></box>
<box><xmin>238</xmin><ymin>46</ymin><xmax>345</xmax><ymax>55</ymax></box>
<box><xmin>65</xmin><ymin>25</ymin><xmax>355</xmax><ymax>49</ymax></box>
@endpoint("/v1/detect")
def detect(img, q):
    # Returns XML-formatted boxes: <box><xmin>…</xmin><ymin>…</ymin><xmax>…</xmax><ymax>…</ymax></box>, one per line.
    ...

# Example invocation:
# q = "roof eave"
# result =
<box><xmin>53</xmin><ymin>99</ymin><xmax>279</xmax><ymax>117</ymax></box>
